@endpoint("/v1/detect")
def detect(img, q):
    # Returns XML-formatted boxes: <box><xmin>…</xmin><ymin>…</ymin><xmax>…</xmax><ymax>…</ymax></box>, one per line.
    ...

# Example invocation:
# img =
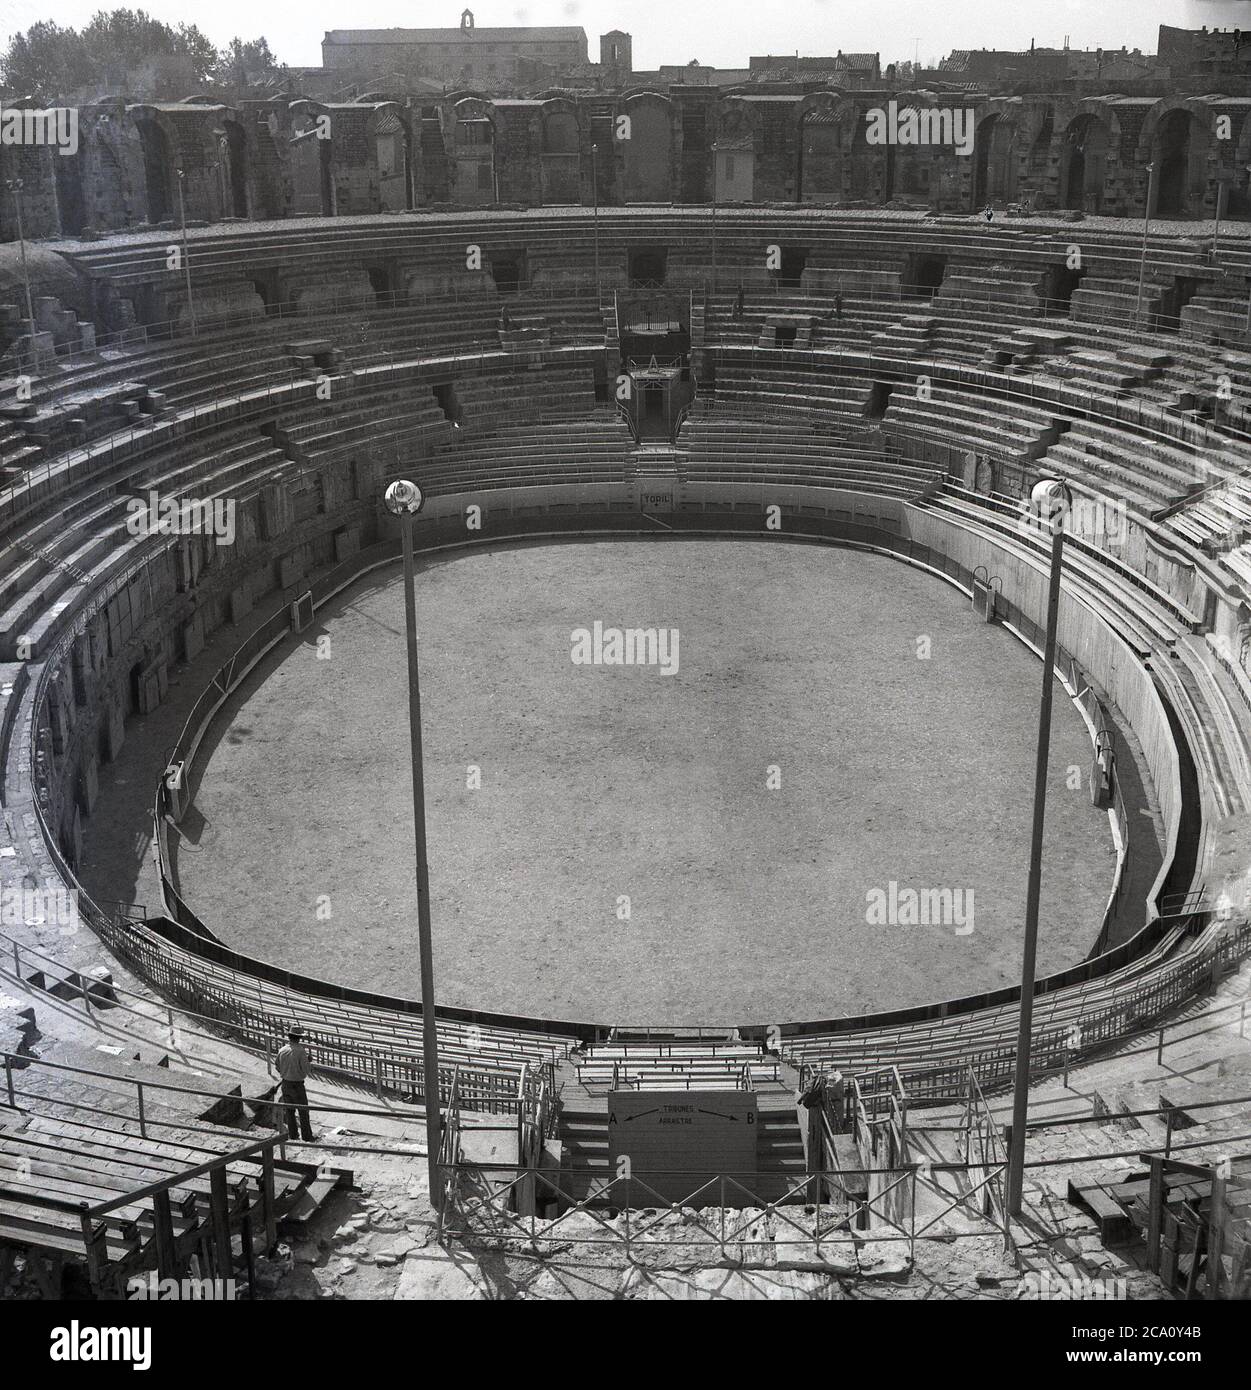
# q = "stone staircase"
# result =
<box><xmin>600</xmin><ymin>290</ymin><xmax>621</xmax><ymax>377</ymax></box>
<box><xmin>627</xmin><ymin>443</ymin><xmax>688</xmax><ymax>486</ymax></box>
<box><xmin>1049</xmin><ymin>344</ymin><xmax>1172</xmax><ymax>395</ymax></box>
<box><xmin>497</xmin><ymin>314</ymin><xmax>552</xmax><ymax>354</ymax></box>
<box><xmin>869</xmin><ymin>313</ymin><xmax>934</xmax><ymax>360</ymax></box>
<box><xmin>689</xmin><ymin>294</ymin><xmax>708</xmax><ymax>380</ymax></box>
<box><xmin>932</xmin><ymin>265</ymin><xmax>1045</xmax><ymax>316</ymax></box>
<box><xmin>980</xmin><ymin>325</ymin><xmax>1075</xmax><ymax>371</ymax></box>
<box><xmin>553</xmin><ymin>1040</ymin><xmax>807</xmax><ymax>1206</ymax></box>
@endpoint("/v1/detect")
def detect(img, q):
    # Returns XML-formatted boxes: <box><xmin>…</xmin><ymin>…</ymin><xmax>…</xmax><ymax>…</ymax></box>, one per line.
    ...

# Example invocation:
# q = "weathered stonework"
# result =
<box><xmin>5</xmin><ymin>82</ymin><xmax>1251</xmax><ymax>244</ymax></box>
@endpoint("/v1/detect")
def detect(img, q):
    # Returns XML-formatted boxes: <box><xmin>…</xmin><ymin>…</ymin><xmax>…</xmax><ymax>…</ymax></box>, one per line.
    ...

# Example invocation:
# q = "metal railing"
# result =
<box><xmin>437</xmin><ymin>1160</ymin><xmax>1010</xmax><ymax>1261</ymax></box>
<box><xmin>20</xmin><ymin>503</ymin><xmax>1250</xmax><ymax>1060</ymax></box>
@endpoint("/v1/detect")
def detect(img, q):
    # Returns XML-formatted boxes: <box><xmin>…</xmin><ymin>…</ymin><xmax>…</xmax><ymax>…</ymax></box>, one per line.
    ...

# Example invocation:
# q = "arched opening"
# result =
<box><xmin>1060</xmin><ymin>114</ymin><xmax>1110</xmax><ymax>213</ymax></box>
<box><xmin>290</xmin><ymin>126</ymin><xmax>334</xmax><ymax>217</ymax></box>
<box><xmin>881</xmin><ymin>139</ymin><xmax>896</xmax><ymax>201</ymax></box>
<box><xmin>215</xmin><ymin>119</ymin><xmax>247</xmax><ymax>218</ymax></box>
<box><xmin>541</xmin><ymin>109</ymin><xmax>580</xmax><ymax>204</ymax></box>
<box><xmin>453</xmin><ymin>113</ymin><xmax>495</xmax><ymax>205</ymax></box>
<box><xmin>92</xmin><ymin>139</ymin><xmax>124</xmax><ymax>228</ymax></box>
<box><xmin>846</xmin><ymin>112</ymin><xmax>872</xmax><ymax>199</ymax></box>
<box><xmin>54</xmin><ymin>148</ymin><xmax>86</xmax><ymax>235</ymax></box>
<box><xmin>136</xmin><ymin>119</ymin><xmax>172</xmax><ymax>224</ymax></box>
<box><xmin>622</xmin><ymin>101</ymin><xmax>671</xmax><ymax>203</ymax></box>
<box><xmin>972</xmin><ymin>114</ymin><xmax>1015</xmax><ymax>208</ymax></box>
<box><xmin>251</xmin><ymin>276</ymin><xmax>278</xmax><ymax>316</ymax></box>
<box><xmin>489</xmin><ymin>252</ymin><xmax>524</xmax><ymax>294</ymax></box>
<box><xmin>1027</xmin><ymin>107</ymin><xmax>1054</xmax><ymax>196</ymax></box>
<box><xmin>779</xmin><ymin>247</ymin><xmax>808</xmax><ymax>288</ymax></box>
<box><xmin>419</xmin><ymin>107</ymin><xmax>448</xmax><ymax>204</ymax></box>
<box><xmin>375</xmin><ymin>112</ymin><xmax>411</xmax><ymax>212</ymax></box>
<box><xmin>902</xmin><ymin>253</ymin><xmax>946</xmax><ymax>298</ymax></box>
<box><xmin>866</xmin><ymin>380</ymin><xmax>894</xmax><ymax>418</ymax></box>
<box><xmin>629</xmin><ymin>248</ymin><xmax>667</xmax><ymax>286</ymax></box>
<box><xmin>366</xmin><ymin>267</ymin><xmax>392</xmax><ymax>305</ymax></box>
<box><xmin>1037</xmin><ymin>263</ymin><xmax>1086</xmax><ymax>317</ymax></box>
<box><xmin>896</xmin><ymin>112</ymin><xmax>935</xmax><ymax>199</ymax></box>
<box><xmin>1154</xmin><ymin>109</ymin><xmax>1208</xmax><ymax>218</ymax></box>
<box><xmin>797</xmin><ymin>109</ymin><xmax>841</xmax><ymax>204</ymax></box>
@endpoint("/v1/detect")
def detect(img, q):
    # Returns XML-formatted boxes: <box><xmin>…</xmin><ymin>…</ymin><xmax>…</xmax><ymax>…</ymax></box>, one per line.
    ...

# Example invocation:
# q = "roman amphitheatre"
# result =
<box><xmin>0</xmin><ymin>35</ymin><xmax>1249</xmax><ymax>1307</ymax></box>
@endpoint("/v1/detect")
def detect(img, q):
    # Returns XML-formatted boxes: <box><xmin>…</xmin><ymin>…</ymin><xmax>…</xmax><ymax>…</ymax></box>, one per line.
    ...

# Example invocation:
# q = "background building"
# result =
<box><xmin>321</xmin><ymin>12</ymin><xmax>590</xmax><ymax>90</ymax></box>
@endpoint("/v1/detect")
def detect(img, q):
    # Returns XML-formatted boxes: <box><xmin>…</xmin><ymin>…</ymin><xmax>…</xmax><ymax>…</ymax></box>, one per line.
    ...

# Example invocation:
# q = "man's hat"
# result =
<box><xmin>288</xmin><ymin>1025</ymin><xmax>305</xmax><ymax>1039</ymax></box>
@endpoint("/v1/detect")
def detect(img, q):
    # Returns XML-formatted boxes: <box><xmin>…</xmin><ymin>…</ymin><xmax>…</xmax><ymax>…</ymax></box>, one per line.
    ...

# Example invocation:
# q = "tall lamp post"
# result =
<box><xmin>4</xmin><ymin>178</ymin><xmax>36</xmax><ymax>332</ymax></box>
<box><xmin>1006</xmin><ymin>477</ymin><xmax>1073</xmax><ymax>1217</ymax></box>
<box><xmin>175</xmin><ymin>168</ymin><xmax>198</xmax><ymax>338</ymax></box>
<box><xmin>384</xmin><ymin>479</ymin><xmax>444</xmax><ymax>1207</ymax></box>
<box><xmin>1134</xmin><ymin>161</ymin><xmax>1156</xmax><ymax>327</ymax></box>
<box><xmin>1212</xmin><ymin>177</ymin><xmax>1227</xmax><ymax>263</ymax></box>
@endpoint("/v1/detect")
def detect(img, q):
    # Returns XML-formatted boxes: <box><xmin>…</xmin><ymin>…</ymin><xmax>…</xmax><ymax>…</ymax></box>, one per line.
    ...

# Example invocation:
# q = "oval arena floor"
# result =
<box><xmin>162</xmin><ymin>537</ymin><xmax>1116</xmax><ymax>1023</ymax></box>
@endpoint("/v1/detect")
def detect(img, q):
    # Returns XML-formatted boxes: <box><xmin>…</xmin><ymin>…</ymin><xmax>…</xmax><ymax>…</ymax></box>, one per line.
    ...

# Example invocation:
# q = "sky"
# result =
<box><xmin>4</xmin><ymin>0</ymin><xmax>1251</xmax><ymax>72</ymax></box>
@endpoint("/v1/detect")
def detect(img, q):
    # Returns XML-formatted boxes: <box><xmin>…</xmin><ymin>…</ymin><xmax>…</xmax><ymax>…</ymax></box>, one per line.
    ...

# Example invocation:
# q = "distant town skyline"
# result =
<box><xmin>4</xmin><ymin>0</ymin><xmax>1251</xmax><ymax>77</ymax></box>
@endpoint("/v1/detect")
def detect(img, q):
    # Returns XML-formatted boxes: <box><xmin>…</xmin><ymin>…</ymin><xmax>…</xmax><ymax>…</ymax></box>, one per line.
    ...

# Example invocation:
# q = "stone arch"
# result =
<box><xmin>715</xmin><ymin>96</ymin><xmax>758</xmax><ymax>140</ymax></box>
<box><xmin>89</xmin><ymin>121</ymin><xmax>127</xmax><ymax>230</ymax></box>
<box><xmin>1020</xmin><ymin>103</ymin><xmax>1054</xmax><ymax>205</ymax></box>
<box><xmin>53</xmin><ymin>144</ymin><xmax>86</xmax><ymax>236</ymax></box>
<box><xmin>371</xmin><ymin>103</ymin><xmax>412</xmax><ymax>212</ymax></box>
<box><xmin>620</xmin><ymin>92</ymin><xmax>673</xmax><ymax>203</ymax></box>
<box><xmin>1229</xmin><ymin>111</ymin><xmax>1251</xmax><ymax>215</ymax></box>
<box><xmin>1140</xmin><ymin>97</ymin><xmax>1215</xmax><ymax>217</ymax></box>
<box><xmin>219</xmin><ymin>116</ymin><xmax>249</xmax><ymax>218</ymax></box>
<box><xmin>133</xmin><ymin>114</ymin><xmax>172</xmax><ymax>224</ymax></box>
<box><xmin>972</xmin><ymin>105</ymin><xmax>1019</xmax><ymax>208</ymax></box>
<box><xmin>415</xmin><ymin>103</ymin><xmax>449</xmax><ymax>205</ymax></box>
<box><xmin>885</xmin><ymin>94</ymin><xmax>951</xmax><ymax>202</ymax></box>
<box><xmin>795</xmin><ymin>91</ymin><xmax>855</xmax><ymax>204</ymax></box>
<box><xmin>540</xmin><ymin>98</ymin><xmax>580</xmax><ymax>204</ymax></box>
<box><xmin>1059</xmin><ymin>112</ymin><xmax>1112</xmax><ymax>212</ymax></box>
<box><xmin>713</xmin><ymin>97</ymin><xmax>760</xmax><ymax>202</ymax></box>
<box><xmin>449</xmin><ymin>96</ymin><xmax>497</xmax><ymax>205</ymax></box>
<box><xmin>288</xmin><ymin>102</ymin><xmax>335</xmax><ymax>217</ymax></box>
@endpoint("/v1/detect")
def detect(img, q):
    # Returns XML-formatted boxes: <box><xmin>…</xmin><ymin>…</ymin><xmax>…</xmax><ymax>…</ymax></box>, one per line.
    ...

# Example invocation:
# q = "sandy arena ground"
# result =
<box><xmin>174</xmin><ymin>537</ymin><xmax>1116</xmax><ymax>1025</ymax></box>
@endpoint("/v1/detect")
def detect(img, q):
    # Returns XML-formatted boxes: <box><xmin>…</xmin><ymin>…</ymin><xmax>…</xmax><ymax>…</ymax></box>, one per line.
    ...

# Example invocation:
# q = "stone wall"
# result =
<box><xmin>6</xmin><ymin>87</ymin><xmax>1251</xmax><ymax>240</ymax></box>
<box><xmin>38</xmin><ymin>448</ymin><xmax>376</xmax><ymax>870</ymax></box>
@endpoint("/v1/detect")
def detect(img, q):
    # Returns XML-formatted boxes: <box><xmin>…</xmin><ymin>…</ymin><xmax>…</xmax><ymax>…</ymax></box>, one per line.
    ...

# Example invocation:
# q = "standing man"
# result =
<box><xmin>828</xmin><ymin>1069</ymin><xmax>847</xmax><ymax>1131</ymax></box>
<box><xmin>276</xmin><ymin>1026</ymin><xmax>314</xmax><ymax>1141</ymax></box>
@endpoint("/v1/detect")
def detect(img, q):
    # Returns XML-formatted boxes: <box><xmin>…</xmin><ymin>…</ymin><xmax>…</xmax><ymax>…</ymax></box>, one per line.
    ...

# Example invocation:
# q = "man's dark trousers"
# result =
<box><xmin>281</xmin><ymin>1079</ymin><xmax>313</xmax><ymax>1140</ymax></box>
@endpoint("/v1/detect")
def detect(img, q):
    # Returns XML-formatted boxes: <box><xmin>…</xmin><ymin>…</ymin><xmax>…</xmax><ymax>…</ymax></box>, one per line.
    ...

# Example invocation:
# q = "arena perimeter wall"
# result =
<box><xmin>117</xmin><ymin>479</ymin><xmax>1191</xmax><ymax>1038</ymax></box>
